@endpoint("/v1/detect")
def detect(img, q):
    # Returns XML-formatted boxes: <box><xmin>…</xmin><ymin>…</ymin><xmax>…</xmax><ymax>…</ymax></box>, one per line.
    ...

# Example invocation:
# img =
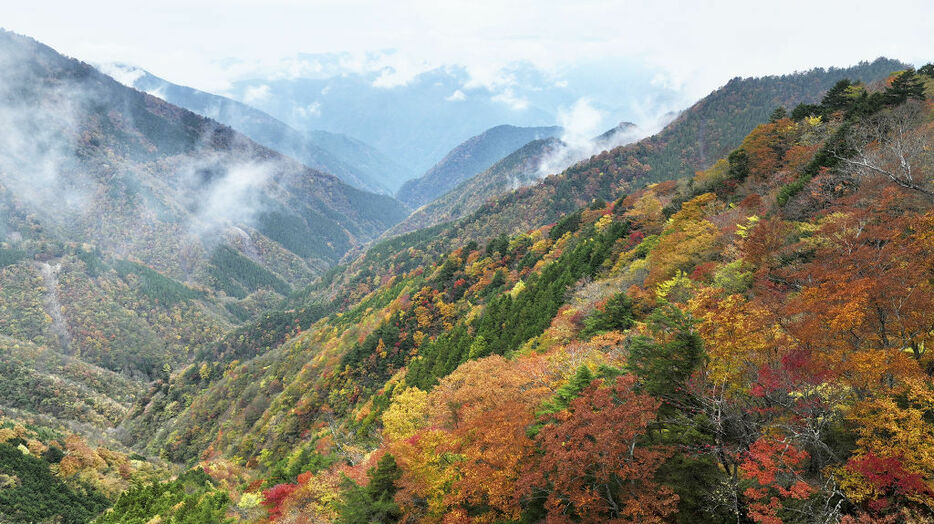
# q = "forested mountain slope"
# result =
<box><xmin>0</xmin><ymin>30</ymin><xmax>407</xmax><ymax>523</ymax></box>
<box><xmin>101</xmin><ymin>64</ymin><xmax>402</xmax><ymax>195</ymax></box>
<box><xmin>444</xmin><ymin>58</ymin><xmax>908</xmax><ymax>239</ymax></box>
<box><xmin>116</xmin><ymin>65</ymin><xmax>934</xmax><ymax>522</ymax></box>
<box><xmin>396</xmin><ymin>124</ymin><xmax>562</xmax><ymax>208</ymax></box>
<box><xmin>0</xmin><ymin>30</ymin><xmax>406</xmax><ymax>277</ymax></box>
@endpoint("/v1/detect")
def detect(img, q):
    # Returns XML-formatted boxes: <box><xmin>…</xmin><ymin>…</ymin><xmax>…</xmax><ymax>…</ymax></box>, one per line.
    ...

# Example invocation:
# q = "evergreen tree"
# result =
<box><xmin>368</xmin><ymin>453</ymin><xmax>402</xmax><ymax>500</ymax></box>
<box><xmin>727</xmin><ymin>149</ymin><xmax>749</xmax><ymax>181</ymax></box>
<box><xmin>790</xmin><ymin>103</ymin><xmax>821</xmax><ymax>121</ymax></box>
<box><xmin>627</xmin><ymin>304</ymin><xmax>704</xmax><ymax>406</ymax></box>
<box><xmin>884</xmin><ymin>69</ymin><xmax>926</xmax><ymax>105</ymax></box>
<box><xmin>821</xmin><ymin>79</ymin><xmax>854</xmax><ymax>112</ymax></box>
<box><xmin>580</xmin><ymin>292</ymin><xmax>634</xmax><ymax>338</ymax></box>
<box><xmin>769</xmin><ymin>106</ymin><xmax>787</xmax><ymax>122</ymax></box>
<box><xmin>336</xmin><ymin>453</ymin><xmax>402</xmax><ymax>524</ymax></box>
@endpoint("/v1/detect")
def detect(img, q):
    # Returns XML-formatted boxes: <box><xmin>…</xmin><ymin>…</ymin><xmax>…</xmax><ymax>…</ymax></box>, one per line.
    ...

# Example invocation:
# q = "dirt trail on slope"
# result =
<box><xmin>230</xmin><ymin>226</ymin><xmax>261</xmax><ymax>262</ymax></box>
<box><xmin>37</xmin><ymin>261</ymin><xmax>72</xmax><ymax>353</ymax></box>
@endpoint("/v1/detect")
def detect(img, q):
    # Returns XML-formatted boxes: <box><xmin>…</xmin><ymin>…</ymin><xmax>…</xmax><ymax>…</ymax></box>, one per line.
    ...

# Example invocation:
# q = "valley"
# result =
<box><xmin>0</xmin><ymin>12</ymin><xmax>932</xmax><ymax>523</ymax></box>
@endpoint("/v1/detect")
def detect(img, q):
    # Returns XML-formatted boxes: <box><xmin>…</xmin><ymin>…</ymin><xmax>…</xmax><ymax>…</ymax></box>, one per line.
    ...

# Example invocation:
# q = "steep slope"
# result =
<box><xmin>377</xmin><ymin>59</ymin><xmax>906</xmax><ymax>254</ymax></box>
<box><xmin>99</xmin><ymin>63</ymin><xmax>401</xmax><ymax>195</ymax></box>
<box><xmin>305</xmin><ymin>130</ymin><xmax>404</xmax><ymax>195</ymax></box>
<box><xmin>121</xmin><ymin>66</ymin><xmax>934</xmax><ymax>523</ymax></box>
<box><xmin>433</xmin><ymin>59</ymin><xmax>911</xmax><ymax>243</ymax></box>
<box><xmin>593</xmin><ymin>120</ymin><xmax>639</xmax><ymax>147</ymax></box>
<box><xmin>0</xmin><ymin>334</ymin><xmax>142</xmax><ymax>427</ymax></box>
<box><xmin>396</xmin><ymin>124</ymin><xmax>562</xmax><ymax>208</ymax></box>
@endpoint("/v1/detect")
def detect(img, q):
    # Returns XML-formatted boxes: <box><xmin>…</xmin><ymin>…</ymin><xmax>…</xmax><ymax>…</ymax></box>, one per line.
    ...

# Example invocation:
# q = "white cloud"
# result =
<box><xmin>192</xmin><ymin>161</ymin><xmax>273</xmax><ymax>235</ymax></box>
<box><xmin>371</xmin><ymin>68</ymin><xmax>410</xmax><ymax>88</ymax></box>
<box><xmin>3</xmin><ymin>1</ymin><xmax>932</xmax><ymax>101</ymax></box>
<box><xmin>491</xmin><ymin>88</ymin><xmax>528</xmax><ymax>110</ymax></box>
<box><xmin>295</xmin><ymin>101</ymin><xmax>321</xmax><ymax>118</ymax></box>
<box><xmin>445</xmin><ymin>89</ymin><xmax>466</xmax><ymax>101</ymax></box>
<box><xmin>535</xmin><ymin>97</ymin><xmax>647</xmax><ymax>179</ymax></box>
<box><xmin>242</xmin><ymin>84</ymin><xmax>270</xmax><ymax>103</ymax></box>
<box><xmin>145</xmin><ymin>84</ymin><xmax>167</xmax><ymax>101</ymax></box>
<box><xmin>558</xmin><ymin>98</ymin><xmax>604</xmax><ymax>148</ymax></box>
<box><xmin>95</xmin><ymin>62</ymin><xmax>145</xmax><ymax>87</ymax></box>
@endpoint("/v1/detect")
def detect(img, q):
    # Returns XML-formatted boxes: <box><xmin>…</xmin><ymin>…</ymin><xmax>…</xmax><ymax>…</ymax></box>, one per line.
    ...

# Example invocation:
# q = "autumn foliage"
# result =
<box><xmin>521</xmin><ymin>375</ymin><xmax>678</xmax><ymax>523</ymax></box>
<box><xmin>79</xmin><ymin>68</ymin><xmax>934</xmax><ymax>524</ymax></box>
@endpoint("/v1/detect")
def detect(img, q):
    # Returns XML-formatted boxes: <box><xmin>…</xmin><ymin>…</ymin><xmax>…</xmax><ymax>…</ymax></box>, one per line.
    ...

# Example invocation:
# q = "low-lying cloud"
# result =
<box><xmin>175</xmin><ymin>156</ymin><xmax>277</xmax><ymax>239</ymax></box>
<box><xmin>0</xmin><ymin>38</ymin><xmax>300</xmax><ymax>276</ymax></box>
<box><xmin>535</xmin><ymin>97</ymin><xmax>646</xmax><ymax>179</ymax></box>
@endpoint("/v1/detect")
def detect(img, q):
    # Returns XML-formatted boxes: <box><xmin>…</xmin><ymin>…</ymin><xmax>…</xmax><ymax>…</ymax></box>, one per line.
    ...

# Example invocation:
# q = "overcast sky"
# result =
<box><xmin>5</xmin><ymin>0</ymin><xmax>933</xmax><ymax>99</ymax></box>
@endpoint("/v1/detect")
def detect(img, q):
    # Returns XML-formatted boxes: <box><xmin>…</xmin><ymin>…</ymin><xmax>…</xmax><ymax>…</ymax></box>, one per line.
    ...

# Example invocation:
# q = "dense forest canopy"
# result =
<box><xmin>106</xmin><ymin>67</ymin><xmax>934</xmax><ymax>523</ymax></box>
<box><xmin>1</xmin><ymin>21</ymin><xmax>934</xmax><ymax>524</ymax></box>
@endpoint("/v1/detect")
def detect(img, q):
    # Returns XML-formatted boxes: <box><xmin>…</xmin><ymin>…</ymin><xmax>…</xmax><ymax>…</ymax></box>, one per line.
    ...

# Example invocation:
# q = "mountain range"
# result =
<box><xmin>223</xmin><ymin>58</ymin><xmax>685</xmax><ymax>176</ymax></box>
<box><xmin>396</xmin><ymin>124</ymin><xmax>563</xmax><ymax>208</ymax></box>
<box><xmin>390</xmin><ymin>120</ymin><xmax>647</xmax><ymax>235</ymax></box>
<box><xmin>114</xmin><ymin>60</ymin><xmax>934</xmax><ymax>523</ymax></box>
<box><xmin>384</xmin><ymin>58</ymin><xmax>907</xmax><ymax>243</ymax></box>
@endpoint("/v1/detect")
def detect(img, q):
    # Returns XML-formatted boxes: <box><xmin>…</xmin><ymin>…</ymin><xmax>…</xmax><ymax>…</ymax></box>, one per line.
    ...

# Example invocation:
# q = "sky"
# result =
<box><xmin>5</xmin><ymin>0</ymin><xmax>933</xmax><ymax>100</ymax></box>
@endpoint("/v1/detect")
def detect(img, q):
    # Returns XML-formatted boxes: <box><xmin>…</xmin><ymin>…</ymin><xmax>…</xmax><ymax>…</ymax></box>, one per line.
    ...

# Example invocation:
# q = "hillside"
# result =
<box><xmin>354</xmin><ymin>58</ymin><xmax>908</xmax><ymax>278</ymax></box>
<box><xmin>0</xmin><ymin>30</ymin><xmax>407</xmax><ymax>281</ymax></box>
<box><xmin>99</xmin><ymin>64</ymin><xmax>402</xmax><ymax>195</ymax></box>
<box><xmin>396</xmin><ymin>124</ymin><xmax>562</xmax><ymax>208</ymax></box>
<box><xmin>0</xmin><ymin>30</ymin><xmax>404</xmax><ymax>523</ymax></box>
<box><xmin>114</xmin><ymin>65</ymin><xmax>934</xmax><ymax>523</ymax></box>
<box><xmin>0</xmin><ymin>24</ymin><xmax>931</xmax><ymax>524</ymax></box>
<box><xmin>450</xmin><ymin>59</ymin><xmax>909</xmax><ymax>243</ymax></box>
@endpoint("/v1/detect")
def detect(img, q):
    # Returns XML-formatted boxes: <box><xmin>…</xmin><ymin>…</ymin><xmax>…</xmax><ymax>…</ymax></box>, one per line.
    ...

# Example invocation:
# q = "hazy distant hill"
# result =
<box><xmin>99</xmin><ymin>63</ymin><xmax>403</xmax><ymax>195</ymax></box>
<box><xmin>389</xmin><ymin>120</ymin><xmax>644</xmax><ymax>235</ymax></box>
<box><xmin>391</xmin><ymin>137</ymin><xmax>565</xmax><ymax>234</ymax></box>
<box><xmin>119</xmin><ymin>61</ymin><xmax>934</xmax><ymax>524</ymax></box>
<box><xmin>225</xmin><ymin>59</ymin><xmax>684</xmax><ymax>176</ymax></box>
<box><xmin>396</xmin><ymin>124</ymin><xmax>562</xmax><ymax>208</ymax></box>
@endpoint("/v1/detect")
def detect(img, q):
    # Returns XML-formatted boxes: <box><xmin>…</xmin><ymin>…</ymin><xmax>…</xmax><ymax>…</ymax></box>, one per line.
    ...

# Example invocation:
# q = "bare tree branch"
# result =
<box><xmin>834</xmin><ymin>101</ymin><xmax>934</xmax><ymax>200</ymax></box>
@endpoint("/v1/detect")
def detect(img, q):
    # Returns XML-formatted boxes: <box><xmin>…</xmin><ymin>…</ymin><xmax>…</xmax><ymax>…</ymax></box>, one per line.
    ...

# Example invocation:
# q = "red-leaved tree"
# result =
<box><xmin>520</xmin><ymin>375</ymin><xmax>678</xmax><ymax>523</ymax></box>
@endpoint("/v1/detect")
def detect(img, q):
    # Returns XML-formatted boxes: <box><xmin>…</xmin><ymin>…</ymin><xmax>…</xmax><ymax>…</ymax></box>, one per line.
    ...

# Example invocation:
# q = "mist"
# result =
<box><xmin>533</xmin><ymin>97</ymin><xmax>671</xmax><ymax>182</ymax></box>
<box><xmin>0</xmin><ymin>33</ymin><xmax>312</xmax><ymax>279</ymax></box>
<box><xmin>0</xmin><ymin>42</ymin><xmax>91</xmax><ymax>226</ymax></box>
